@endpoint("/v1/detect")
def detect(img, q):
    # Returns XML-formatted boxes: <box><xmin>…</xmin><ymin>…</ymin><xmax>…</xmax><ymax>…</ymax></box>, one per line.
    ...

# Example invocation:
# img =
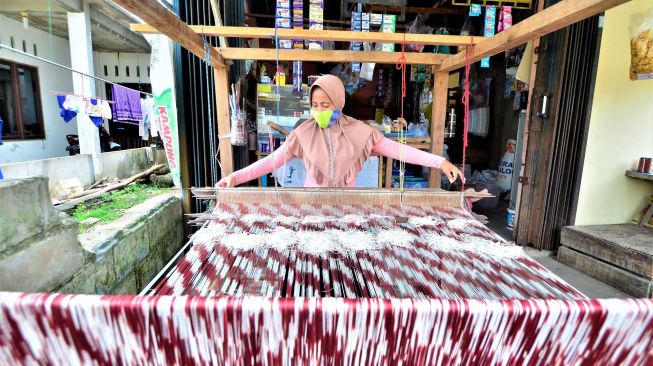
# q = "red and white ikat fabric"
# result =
<box><xmin>1</xmin><ymin>293</ymin><xmax>652</xmax><ymax>365</ymax></box>
<box><xmin>1</xmin><ymin>203</ymin><xmax>652</xmax><ymax>365</ymax></box>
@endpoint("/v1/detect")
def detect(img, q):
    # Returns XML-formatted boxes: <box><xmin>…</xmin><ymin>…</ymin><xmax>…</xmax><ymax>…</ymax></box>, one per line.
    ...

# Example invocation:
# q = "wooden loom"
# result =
<box><xmin>2</xmin><ymin>1</ymin><xmax>652</xmax><ymax>365</ymax></box>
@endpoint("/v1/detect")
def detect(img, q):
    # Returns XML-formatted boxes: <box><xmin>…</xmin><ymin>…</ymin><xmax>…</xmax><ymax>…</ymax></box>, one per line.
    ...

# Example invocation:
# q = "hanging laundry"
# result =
<box><xmin>56</xmin><ymin>95</ymin><xmax>77</xmax><ymax>123</ymax></box>
<box><xmin>141</xmin><ymin>97</ymin><xmax>158</xmax><ymax>137</ymax></box>
<box><xmin>112</xmin><ymin>84</ymin><xmax>142</xmax><ymax>121</ymax></box>
<box><xmin>100</xmin><ymin>100</ymin><xmax>112</xmax><ymax>119</ymax></box>
<box><xmin>84</xmin><ymin>99</ymin><xmax>104</xmax><ymax>127</ymax></box>
<box><xmin>62</xmin><ymin>95</ymin><xmax>81</xmax><ymax>113</ymax></box>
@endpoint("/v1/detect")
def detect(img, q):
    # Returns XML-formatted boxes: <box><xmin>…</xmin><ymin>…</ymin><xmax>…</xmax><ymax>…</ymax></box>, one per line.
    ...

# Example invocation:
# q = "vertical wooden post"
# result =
<box><xmin>214</xmin><ymin>65</ymin><xmax>234</xmax><ymax>176</ymax></box>
<box><xmin>428</xmin><ymin>70</ymin><xmax>449</xmax><ymax>188</ymax></box>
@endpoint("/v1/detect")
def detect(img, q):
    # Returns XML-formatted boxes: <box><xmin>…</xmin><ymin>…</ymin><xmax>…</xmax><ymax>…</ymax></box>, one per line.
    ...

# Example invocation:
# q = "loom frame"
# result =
<box><xmin>118</xmin><ymin>0</ymin><xmax>630</xmax><ymax>187</ymax></box>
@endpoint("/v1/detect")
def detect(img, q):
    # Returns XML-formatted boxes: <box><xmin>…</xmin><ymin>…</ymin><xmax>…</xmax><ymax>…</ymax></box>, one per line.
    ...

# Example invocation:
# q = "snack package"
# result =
<box><xmin>630</xmin><ymin>8</ymin><xmax>653</xmax><ymax>80</ymax></box>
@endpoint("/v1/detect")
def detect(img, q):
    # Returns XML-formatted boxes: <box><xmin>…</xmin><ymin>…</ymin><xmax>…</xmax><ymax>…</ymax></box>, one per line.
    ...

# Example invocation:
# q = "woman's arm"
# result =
<box><xmin>372</xmin><ymin>136</ymin><xmax>464</xmax><ymax>183</ymax></box>
<box><xmin>217</xmin><ymin>143</ymin><xmax>295</xmax><ymax>187</ymax></box>
<box><xmin>372</xmin><ymin>136</ymin><xmax>445</xmax><ymax>168</ymax></box>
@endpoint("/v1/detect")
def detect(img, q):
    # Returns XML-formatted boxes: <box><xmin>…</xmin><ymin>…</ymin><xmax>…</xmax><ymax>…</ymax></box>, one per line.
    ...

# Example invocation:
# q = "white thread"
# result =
<box><xmin>408</xmin><ymin>216</ymin><xmax>446</xmax><ymax>227</ymax></box>
<box><xmin>376</xmin><ymin>229</ymin><xmax>414</xmax><ymax>247</ymax></box>
<box><xmin>329</xmin><ymin>230</ymin><xmax>378</xmax><ymax>252</ymax></box>
<box><xmin>301</xmin><ymin>215</ymin><xmax>336</xmax><ymax>225</ymax></box>
<box><xmin>337</xmin><ymin>215</ymin><xmax>369</xmax><ymax>226</ymax></box>
<box><xmin>273</xmin><ymin>215</ymin><xmax>300</xmax><ymax>226</ymax></box>
<box><xmin>241</xmin><ymin>214</ymin><xmax>273</xmax><ymax>225</ymax></box>
<box><xmin>296</xmin><ymin>231</ymin><xmax>338</xmax><ymax>254</ymax></box>
<box><xmin>265</xmin><ymin>228</ymin><xmax>298</xmax><ymax>250</ymax></box>
<box><xmin>220</xmin><ymin>233</ymin><xmax>266</xmax><ymax>250</ymax></box>
<box><xmin>447</xmin><ymin>218</ymin><xmax>482</xmax><ymax>230</ymax></box>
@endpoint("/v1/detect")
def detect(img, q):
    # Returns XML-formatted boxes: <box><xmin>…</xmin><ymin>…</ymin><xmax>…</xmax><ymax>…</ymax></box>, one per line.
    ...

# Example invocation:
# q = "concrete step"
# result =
<box><xmin>558</xmin><ymin>247</ymin><xmax>651</xmax><ymax>298</ymax></box>
<box><xmin>560</xmin><ymin>224</ymin><xmax>652</xmax><ymax>278</ymax></box>
<box><xmin>559</xmin><ymin>224</ymin><xmax>652</xmax><ymax>298</ymax></box>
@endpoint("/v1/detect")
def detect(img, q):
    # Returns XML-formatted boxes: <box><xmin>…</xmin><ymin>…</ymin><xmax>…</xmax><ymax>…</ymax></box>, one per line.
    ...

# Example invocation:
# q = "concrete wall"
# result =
<box><xmin>0</xmin><ymin>14</ymin><xmax>78</xmax><ymax>164</ymax></box>
<box><xmin>94</xmin><ymin>52</ymin><xmax>151</xmax><ymax>85</ymax></box>
<box><xmin>0</xmin><ymin>177</ymin><xmax>183</xmax><ymax>295</ymax></box>
<box><xmin>58</xmin><ymin>193</ymin><xmax>183</xmax><ymax>295</ymax></box>
<box><xmin>0</xmin><ymin>177</ymin><xmax>85</xmax><ymax>292</ymax></box>
<box><xmin>0</xmin><ymin>154</ymin><xmax>95</xmax><ymax>190</ymax></box>
<box><xmin>0</xmin><ymin>147</ymin><xmax>167</xmax><ymax>191</ymax></box>
<box><xmin>100</xmin><ymin>147</ymin><xmax>167</xmax><ymax>180</ymax></box>
<box><xmin>574</xmin><ymin>0</ymin><xmax>653</xmax><ymax>226</ymax></box>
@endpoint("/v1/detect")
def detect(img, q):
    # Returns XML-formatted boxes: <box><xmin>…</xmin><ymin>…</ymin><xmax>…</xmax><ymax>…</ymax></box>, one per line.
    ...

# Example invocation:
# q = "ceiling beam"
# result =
<box><xmin>88</xmin><ymin>7</ymin><xmax>150</xmax><ymax>52</ymax></box>
<box><xmin>55</xmin><ymin>0</ymin><xmax>83</xmax><ymax>12</ymax></box>
<box><xmin>216</xmin><ymin>48</ymin><xmax>444</xmax><ymax>65</ymax></box>
<box><xmin>439</xmin><ymin>0</ymin><xmax>630</xmax><ymax>72</ymax></box>
<box><xmin>112</xmin><ymin>0</ymin><xmax>225</xmax><ymax>67</ymax></box>
<box><xmin>131</xmin><ymin>25</ymin><xmax>483</xmax><ymax>47</ymax></box>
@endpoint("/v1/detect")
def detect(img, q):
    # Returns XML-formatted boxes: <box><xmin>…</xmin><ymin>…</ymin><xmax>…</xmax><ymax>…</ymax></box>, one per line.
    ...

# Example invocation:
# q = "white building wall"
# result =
<box><xmin>0</xmin><ymin>15</ymin><xmax>152</xmax><ymax>165</ymax></box>
<box><xmin>0</xmin><ymin>14</ymin><xmax>77</xmax><ymax>164</ymax></box>
<box><xmin>94</xmin><ymin>52</ymin><xmax>151</xmax><ymax>86</ymax></box>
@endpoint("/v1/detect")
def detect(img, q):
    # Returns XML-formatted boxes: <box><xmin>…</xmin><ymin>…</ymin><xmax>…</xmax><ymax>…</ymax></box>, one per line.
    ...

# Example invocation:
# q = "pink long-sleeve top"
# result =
<box><xmin>232</xmin><ymin>136</ymin><xmax>445</xmax><ymax>187</ymax></box>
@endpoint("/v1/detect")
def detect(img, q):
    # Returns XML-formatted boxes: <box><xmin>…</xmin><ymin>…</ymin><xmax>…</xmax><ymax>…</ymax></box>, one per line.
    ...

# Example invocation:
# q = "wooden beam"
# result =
<box><xmin>208</xmin><ymin>0</ymin><xmax>229</xmax><ymax>49</ymax></box>
<box><xmin>368</xmin><ymin>5</ymin><xmax>467</xmax><ymax>15</ymax></box>
<box><xmin>429</xmin><ymin>71</ymin><xmax>449</xmax><ymax>188</ymax></box>
<box><xmin>113</xmin><ymin>0</ymin><xmax>224</xmax><ymax>67</ymax></box>
<box><xmin>217</xmin><ymin>48</ymin><xmax>445</xmax><ymax>65</ymax></box>
<box><xmin>439</xmin><ymin>0</ymin><xmax>629</xmax><ymax>71</ymax></box>
<box><xmin>214</xmin><ymin>66</ymin><xmax>233</xmax><ymax>176</ymax></box>
<box><xmin>131</xmin><ymin>25</ymin><xmax>483</xmax><ymax>46</ymax></box>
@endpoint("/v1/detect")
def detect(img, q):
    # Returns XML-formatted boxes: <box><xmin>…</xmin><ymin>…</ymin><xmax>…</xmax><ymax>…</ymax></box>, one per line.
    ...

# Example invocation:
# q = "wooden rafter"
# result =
<box><xmin>131</xmin><ymin>25</ymin><xmax>484</xmax><ymax>46</ymax></box>
<box><xmin>113</xmin><ymin>0</ymin><xmax>224</xmax><ymax>67</ymax></box>
<box><xmin>440</xmin><ymin>0</ymin><xmax>630</xmax><ymax>71</ymax></box>
<box><xmin>217</xmin><ymin>48</ymin><xmax>445</xmax><ymax>65</ymax></box>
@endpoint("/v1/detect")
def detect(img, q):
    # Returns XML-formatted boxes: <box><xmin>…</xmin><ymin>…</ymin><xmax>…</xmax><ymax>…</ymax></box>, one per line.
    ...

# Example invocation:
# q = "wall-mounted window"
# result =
<box><xmin>22</xmin><ymin>40</ymin><xmax>26</xmax><ymax>52</ymax></box>
<box><xmin>0</xmin><ymin>59</ymin><xmax>45</xmax><ymax>141</ymax></box>
<box><xmin>114</xmin><ymin>65</ymin><xmax>119</xmax><ymax>77</ymax></box>
<box><xmin>33</xmin><ymin>44</ymin><xmax>37</xmax><ymax>56</ymax></box>
<box><xmin>136</xmin><ymin>66</ymin><xmax>140</xmax><ymax>78</ymax></box>
<box><xmin>125</xmin><ymin>66</ymin><xmax>130</xmax><ymax>77</ymax></box>
<box><xmin>104</xmin><ymin>65</ymin><xmax>108</xmax><ymax>76</ymax></box>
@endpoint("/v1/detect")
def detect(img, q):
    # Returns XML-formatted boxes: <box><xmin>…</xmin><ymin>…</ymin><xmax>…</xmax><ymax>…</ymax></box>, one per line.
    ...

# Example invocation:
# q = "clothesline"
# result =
<box><xmin>48</xmin><ymin>91</ymin><xmax>116</xmax><ymax>104</ymax></box>
<box><xmin>0</xmin><ymin>43</ymin><xmax>152</xmax><ymax>97</ymax></box>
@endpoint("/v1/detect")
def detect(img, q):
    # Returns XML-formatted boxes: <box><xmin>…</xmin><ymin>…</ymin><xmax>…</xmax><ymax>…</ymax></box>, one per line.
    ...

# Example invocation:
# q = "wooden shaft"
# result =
<box><xmin>131</xmin><ymin>25</ymin><xmax>484</xmax><ymax>46</ymax></box>
<box><xmin>217</xmin><ymin>48</ymin><xmax>445</xmax><ymax>65</ymax></box>
<box><xmin>113</xmin><ymin>0</ymin><xmax>224</xmax><ymax>67</ymax></box>
<box><xmin>214</xmin><ymin>66</ymin><xmax>234</xmax><ymax>176</ymax></box>
<box><xmin>439</xmin><ymin>0</ymin><xmax>629</xmax><ymax>71</ymax></box>
<box><xmin>267</xmin><ymin>121</ymin><xmax>289</xmax><ymax>136</ymax></box>
<box><xmin>429</xmin><ymin>71</ymin><xmax>449</xmax><ymax>188</ymax></box>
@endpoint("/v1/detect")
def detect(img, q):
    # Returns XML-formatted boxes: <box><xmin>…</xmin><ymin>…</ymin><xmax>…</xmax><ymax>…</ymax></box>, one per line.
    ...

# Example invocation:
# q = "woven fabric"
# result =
<box><xmin>158</xmin><ymin>203</ymin><xmax>582</xmax><ymax>299</ymax></box>
<box><xmin>1</xmin><ymin>292</ymin><xmax>652</xmax><ymax>365</ymax></box>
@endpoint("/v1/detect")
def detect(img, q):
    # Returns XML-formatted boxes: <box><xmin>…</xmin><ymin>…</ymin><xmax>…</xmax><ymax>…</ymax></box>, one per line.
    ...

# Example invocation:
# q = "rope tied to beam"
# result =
<box><xmin>461</xmin><ymin>36</ymin><xmax>473</xmax><ymax>208</ymax></box>
<box><xmin>395</xmin><ymin>33</ymin><xmax>408</xmax><ymax>199</ymax></box>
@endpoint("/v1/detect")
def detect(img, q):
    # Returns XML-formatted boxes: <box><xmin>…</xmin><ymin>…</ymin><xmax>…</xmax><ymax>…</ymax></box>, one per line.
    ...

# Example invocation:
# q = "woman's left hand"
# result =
<box><xmin>440</xmin><ymin>160</ymin><xmax>465</xmax><ymax>184</ymax></box>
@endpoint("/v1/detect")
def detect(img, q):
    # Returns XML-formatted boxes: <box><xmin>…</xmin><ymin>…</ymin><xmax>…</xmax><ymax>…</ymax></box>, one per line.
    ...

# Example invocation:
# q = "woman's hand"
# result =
<box><xmin>215</xmin><ymin>174</ymin><xmax>236</xmax><ymax>188</ymax></box>
<box><xmin>440</xmin><ymin>160</ymin><xmax>465</xmax><ymax>184</ymax></box>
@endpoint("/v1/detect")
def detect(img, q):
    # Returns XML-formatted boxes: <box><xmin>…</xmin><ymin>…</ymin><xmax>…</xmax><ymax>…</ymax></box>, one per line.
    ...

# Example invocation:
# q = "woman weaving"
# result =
<box><xmin>217</xmin><ymin>74</ymin><xmax>464</xmax><ymax>188</ymax></box>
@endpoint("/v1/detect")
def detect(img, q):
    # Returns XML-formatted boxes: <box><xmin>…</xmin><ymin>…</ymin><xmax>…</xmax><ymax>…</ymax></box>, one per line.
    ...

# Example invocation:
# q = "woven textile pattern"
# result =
<box><xmin>1</xmin><ymin>292</ymin><xmax>652</xmax><ymax>365</ymax></box>
<box><xmin>2</xmin><ymin>203</ymin><xmax>652</xmax><ymax>365</ymax></box>
<box><xmin>156</xmin><ymin>203</ymin><xmax>582</xmax><ymax>299</ymax></box>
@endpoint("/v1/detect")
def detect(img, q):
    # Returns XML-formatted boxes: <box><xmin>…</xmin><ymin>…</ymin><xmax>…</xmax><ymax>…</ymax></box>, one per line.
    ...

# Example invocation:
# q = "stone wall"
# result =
<box><xmin>58</xmin><ymin>194</ymin><xmax>184</xmax><ymax>295</ymax></box>
<box><xmin>0</xmin><ymin>177</ymin><xmax>184</xmax><ymax>295</ymax></box>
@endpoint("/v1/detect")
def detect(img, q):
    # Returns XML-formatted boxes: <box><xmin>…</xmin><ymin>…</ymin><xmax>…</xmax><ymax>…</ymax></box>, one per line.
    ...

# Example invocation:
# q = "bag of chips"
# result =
<box><xmin>630</xmin><ymin>8</ymin><xmax>653</xmax><ymax>80</ymax></box>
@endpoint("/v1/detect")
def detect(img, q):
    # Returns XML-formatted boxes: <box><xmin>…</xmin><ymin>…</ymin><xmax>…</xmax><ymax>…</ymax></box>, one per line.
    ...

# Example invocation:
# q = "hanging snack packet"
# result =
<box><xmin>630</xmin><ymin>8</ymin><xmax>653</xmax><ymax>80</ymax></box>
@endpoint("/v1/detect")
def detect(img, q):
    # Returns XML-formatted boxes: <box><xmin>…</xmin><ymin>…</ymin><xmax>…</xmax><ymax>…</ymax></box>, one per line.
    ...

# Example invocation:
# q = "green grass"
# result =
<box><xmin>73</xmin><ymin>183</ymin><xmax>169</xmax><ymax>229</ymax></box>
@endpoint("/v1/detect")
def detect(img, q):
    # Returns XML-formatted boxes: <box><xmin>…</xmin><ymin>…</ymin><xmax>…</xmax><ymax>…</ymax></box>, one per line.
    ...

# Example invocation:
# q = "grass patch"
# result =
<box><xmin>73</xmin><ymin>183</ymin><xmax>170</xmax><ymax>230</ymax></box>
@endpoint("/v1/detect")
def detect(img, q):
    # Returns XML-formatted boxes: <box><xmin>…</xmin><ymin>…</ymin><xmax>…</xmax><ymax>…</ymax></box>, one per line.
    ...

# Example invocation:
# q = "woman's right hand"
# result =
<box><xmin>216</xmin><ymin>174</ymin><xmax>236</xmax><ymax>188</ymax></box>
